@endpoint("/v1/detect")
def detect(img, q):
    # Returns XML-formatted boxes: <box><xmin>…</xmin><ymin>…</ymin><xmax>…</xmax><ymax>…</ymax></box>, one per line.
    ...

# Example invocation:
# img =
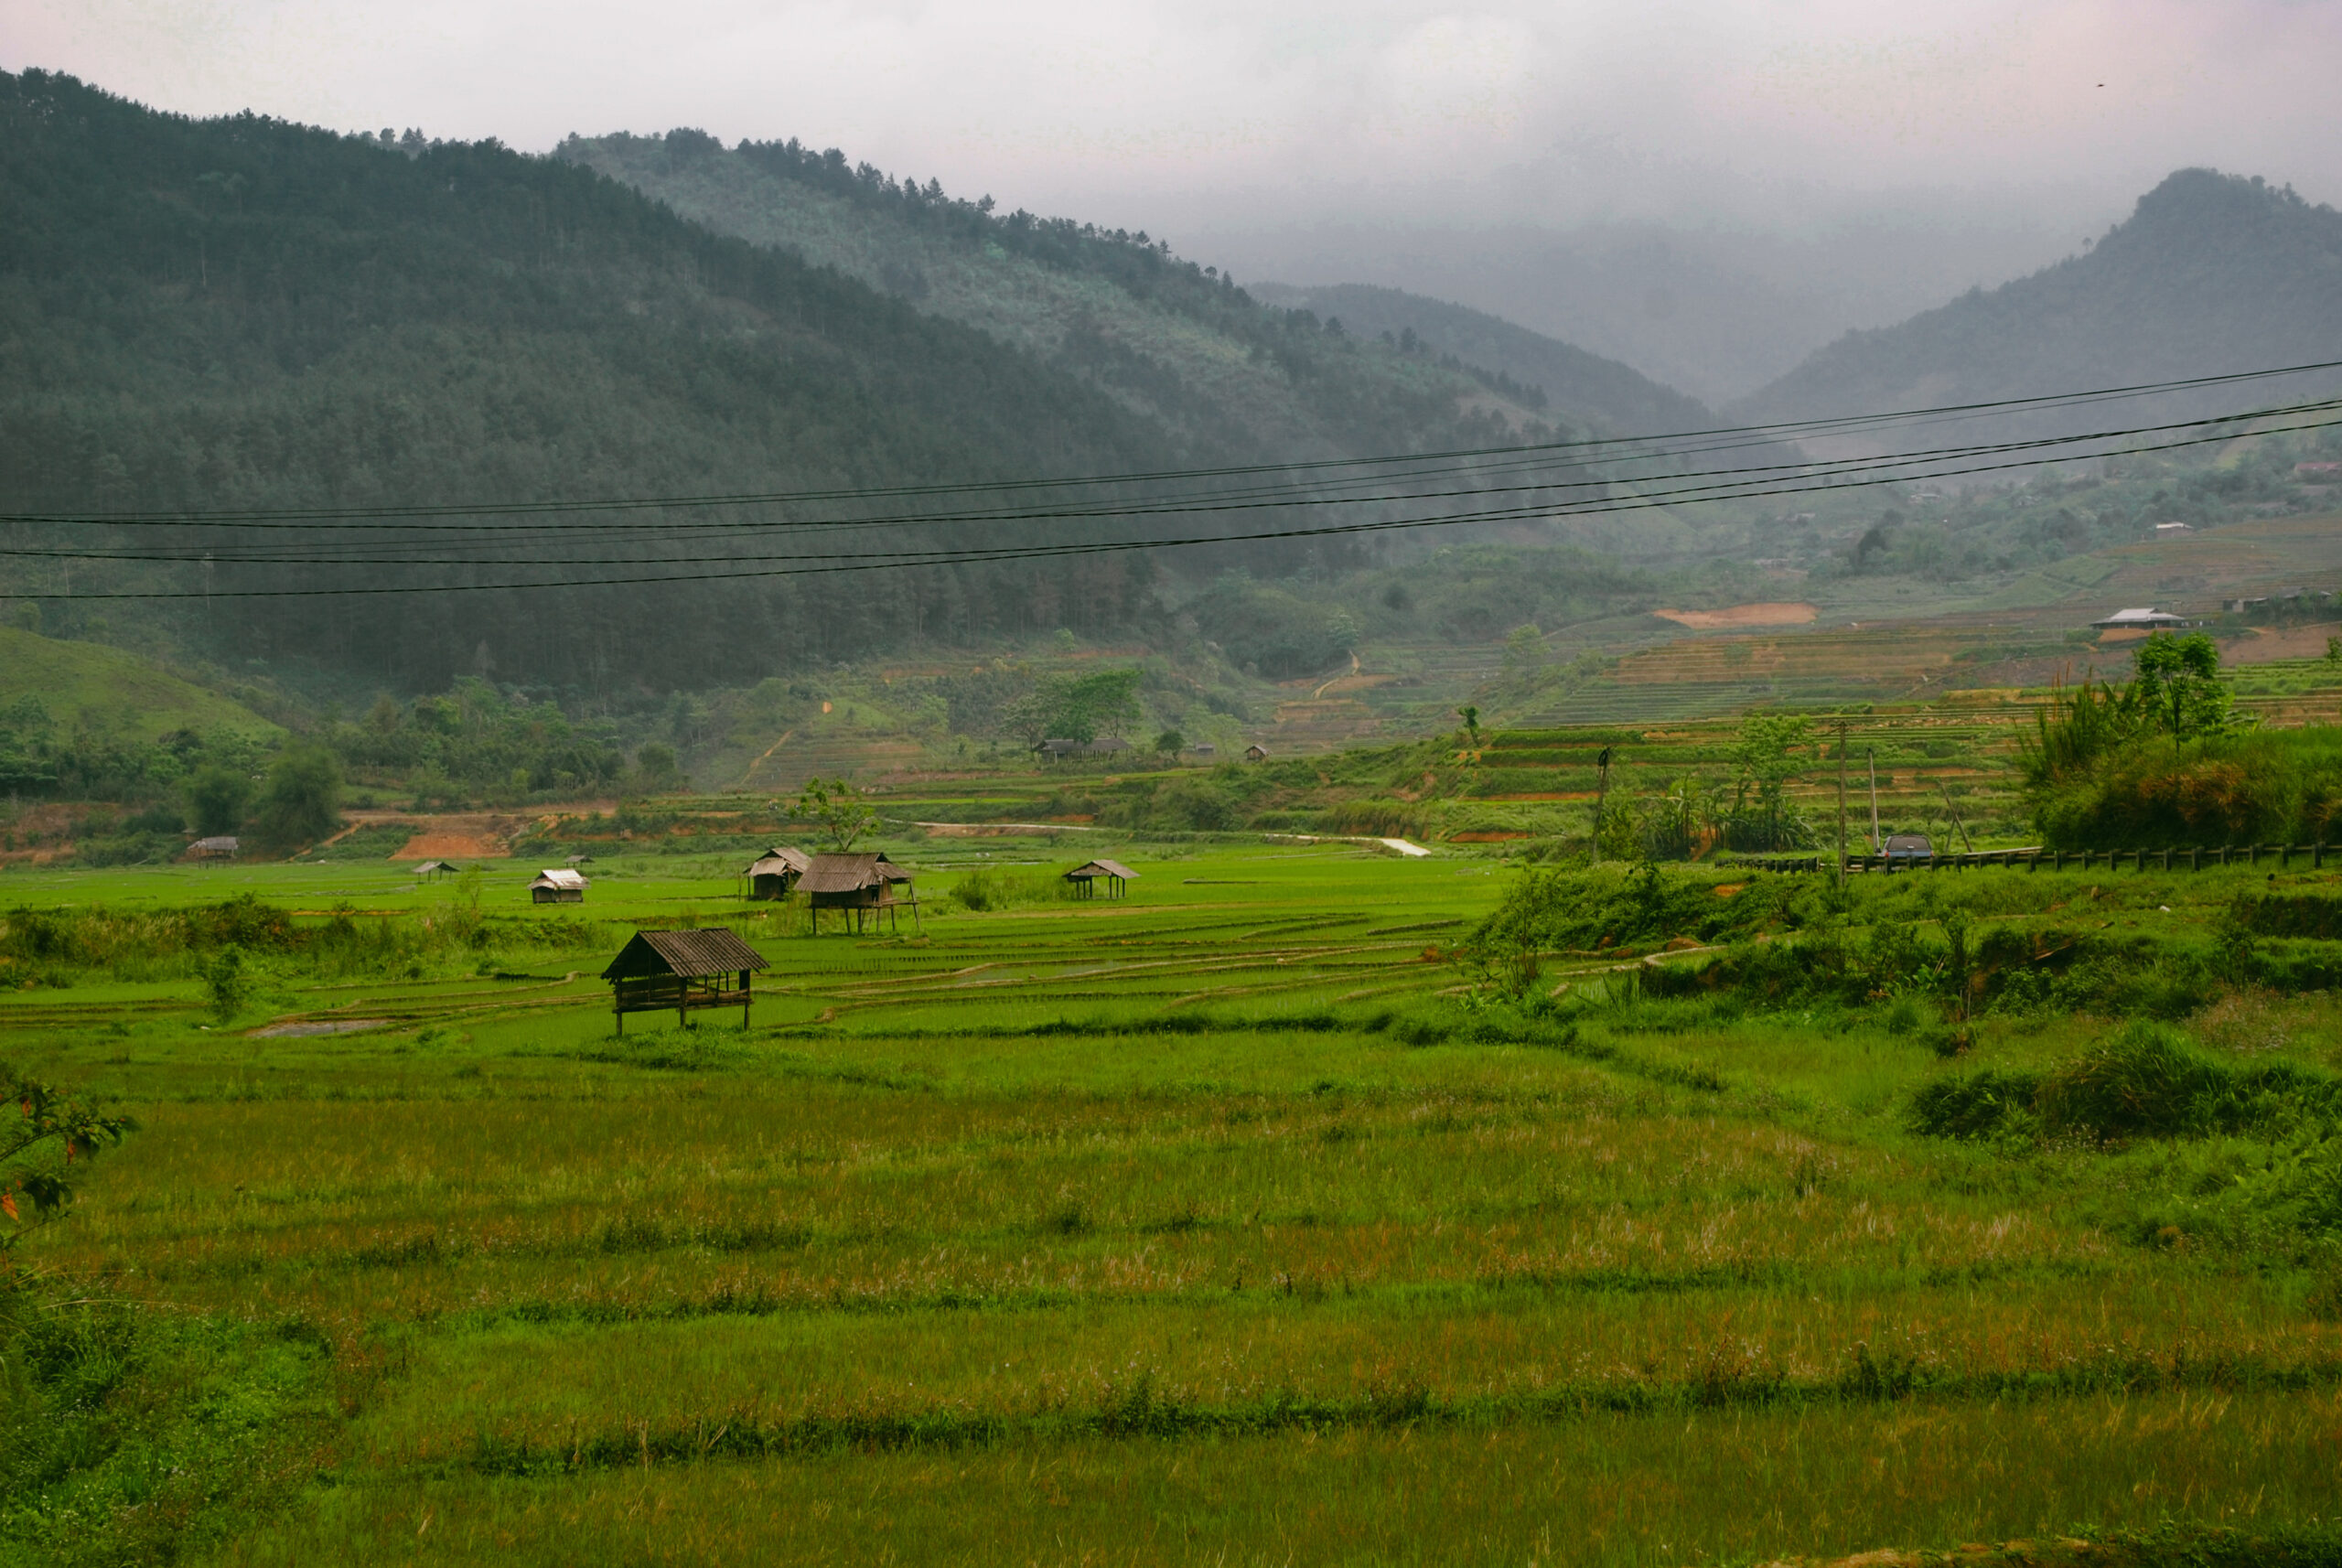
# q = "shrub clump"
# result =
<box><xmin>1912</xmin><ymin>1022</ymin><xmax>2342</xmax><ymax>1144</ymax></box>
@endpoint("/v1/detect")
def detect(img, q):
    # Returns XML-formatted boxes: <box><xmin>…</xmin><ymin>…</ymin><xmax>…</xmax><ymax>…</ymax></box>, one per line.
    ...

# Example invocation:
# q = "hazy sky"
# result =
<box><xmin>14</xmin><ymin>0</ymin><xmax>2340</xmax><ymax>237</ymax></box>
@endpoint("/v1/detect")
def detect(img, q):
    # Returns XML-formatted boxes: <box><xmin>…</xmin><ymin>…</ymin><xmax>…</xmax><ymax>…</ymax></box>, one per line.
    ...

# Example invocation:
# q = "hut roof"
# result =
<box><xmin>192</xmin><ymin>836</ymin><xmax>239</xmax><ymax>853</ymax></box>
<box><xmin>601</xmin><ymin>928</ymin><xmax>768</xmax><ymax>981</ymax></box>
<box><xmin>530</xmin><ymin>868</ymin><xmax>587</xmax><ymax>890</ymax></box>
<box><xmin>797</xmin><ymin>852</ymin><xmax>909</xmax><ymax>895</ymax></box>
<box><xmin>411</xmin><ymin>860</ymin><xmax>457</xmax><ymax>875</ymax></box>
<box><xmin>745</xmin><ymin>845</ymin><xmax>811</xmax><ymax>877</ymax></box>
<box><xmin>1066</xmin><ymin>858</ymin><xmax>1138</xmax><ymax>881</ymax></box>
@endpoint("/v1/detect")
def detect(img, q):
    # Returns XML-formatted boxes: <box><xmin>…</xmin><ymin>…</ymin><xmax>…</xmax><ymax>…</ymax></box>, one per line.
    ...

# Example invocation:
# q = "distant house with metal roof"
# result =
<box><xmin>798</xmin><ymin>852</ymin><xmax>917</xmax><ymax>934</ymax></box>
<box><xmin>2090</xmin><ymin>607</ymin><xmax>2187</xmax><ymax>631</ymax></box>
<box><xmin>1063</xmin><ymin>858</ymin><xmax>1137</xmax><ymax>899</ymax></box>
<box><xmin>743</xmin><ymin>845</ymin><xmax>811</xmax><ymax>901</ymax></box>
<box><xmin>529</xmin><ymin>867</ymin><xmax>587</xmax><ymax>904</ymax></box>
<box><xmin>1034</xmin><ymin>736</ymin><xmax>1131</xmax><ymax>762</ymax></box>
<box><xmin>600</xmin><ymin>927</ymin><xmax>768</xmax><ymax>1032</ymax></box>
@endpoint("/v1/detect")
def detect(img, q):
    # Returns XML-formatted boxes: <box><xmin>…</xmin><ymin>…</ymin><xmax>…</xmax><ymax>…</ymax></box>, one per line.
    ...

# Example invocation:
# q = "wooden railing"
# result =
<box><xmin>1724</xmin><ymin>843</ymin><xmax>2334</xmax><ymax>875</ymax></box>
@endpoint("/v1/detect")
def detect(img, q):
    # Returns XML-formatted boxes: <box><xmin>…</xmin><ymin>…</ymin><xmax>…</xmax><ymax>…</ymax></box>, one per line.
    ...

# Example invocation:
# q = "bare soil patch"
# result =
<box><xmin>1654</xmin><ymin>601</ymin><xmax>1818</xmax><ymax>629</ymax></box>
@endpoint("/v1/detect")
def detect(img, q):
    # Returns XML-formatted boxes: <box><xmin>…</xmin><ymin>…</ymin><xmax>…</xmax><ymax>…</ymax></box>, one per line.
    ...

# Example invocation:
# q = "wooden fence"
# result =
<box><xmin>1727</xmin><ymin>844</ymin><xmax>2334</xmax><ymax>875</ymax></box>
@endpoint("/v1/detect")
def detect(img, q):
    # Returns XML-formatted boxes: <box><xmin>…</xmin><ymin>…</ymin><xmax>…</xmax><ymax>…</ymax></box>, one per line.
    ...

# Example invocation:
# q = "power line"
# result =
<box><xmin>22</xmin><ymin>404</ymin><xmax>2340</xmax><ymax>599</ymax></box>
<box><xmin>7</xmin><ymin>358</ymin><xmax>2340</xmax><ymax>533</ymax></box>
<box><xmin>11</xmin><ymin>394</ymin><xmax>2339</xmax><ymax>572</ymax></box>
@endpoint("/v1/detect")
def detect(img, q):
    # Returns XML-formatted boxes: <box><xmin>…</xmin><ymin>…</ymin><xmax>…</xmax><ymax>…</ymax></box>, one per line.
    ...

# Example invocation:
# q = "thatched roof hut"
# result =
<box><xmin>799</xmin><ymin>852</ymin><xmax>916</xmax><ymax>934</ymax></box>
<box><xmin>600</xmin><ymin>928</ymin><xmax>768</xmax><ymax>1032</ymax></box>
<box><xmin>529</xmin><ymin>867</ymin><xmax>587</xmax><ymax>904</ymax></box>
<box><xmin>1064</xmin><ymin>857</ymin><xmax>1137</xmax><ymax>899</ymax></box>
<box><xmin>743</xmin><ymin>844</ymin><xmax>811</xmax><ymax>900</ymax></box>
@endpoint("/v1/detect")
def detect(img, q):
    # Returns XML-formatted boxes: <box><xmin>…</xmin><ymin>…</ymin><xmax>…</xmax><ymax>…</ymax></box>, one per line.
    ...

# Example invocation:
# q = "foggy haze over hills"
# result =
<box><xmin>12</xmin><ymin>1</ymin><xmax>2342</xmax><ymax>408</ymax></box>
<box><xmin>1212</xmin><ymin>207</ymin><xmax>2102</xmax><ymax>403</ymax></box>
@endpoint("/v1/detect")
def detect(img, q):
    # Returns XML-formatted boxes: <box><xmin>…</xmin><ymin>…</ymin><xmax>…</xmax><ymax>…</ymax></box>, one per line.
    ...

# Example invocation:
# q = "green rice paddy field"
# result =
<box><xmin>5</xmin><ymin>843</ymin><xmax>2341</xmax><ymax>1565</ymax></box>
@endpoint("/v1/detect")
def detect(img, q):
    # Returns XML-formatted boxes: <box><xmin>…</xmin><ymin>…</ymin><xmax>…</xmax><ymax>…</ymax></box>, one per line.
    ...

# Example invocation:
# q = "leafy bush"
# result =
<box><xmin>1913</xmin><ymin>1022</ymin><xmax>2342</xmax><ymax>1144</ymax></box>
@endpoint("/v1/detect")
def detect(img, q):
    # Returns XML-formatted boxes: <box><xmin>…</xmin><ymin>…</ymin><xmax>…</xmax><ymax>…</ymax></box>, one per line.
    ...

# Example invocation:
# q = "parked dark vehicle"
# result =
<box><xmin>1883</xmin><ymin>832</ymin><xmax>1935</xmax><ymax>870</ymax></box>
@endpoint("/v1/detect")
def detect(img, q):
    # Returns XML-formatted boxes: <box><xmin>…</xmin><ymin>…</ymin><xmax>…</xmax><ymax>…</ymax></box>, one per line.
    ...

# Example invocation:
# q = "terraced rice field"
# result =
<box><xmin>7</xmin><ymin>846</ymin><xmax>2341</xmax><ymax>1563</ymax></box>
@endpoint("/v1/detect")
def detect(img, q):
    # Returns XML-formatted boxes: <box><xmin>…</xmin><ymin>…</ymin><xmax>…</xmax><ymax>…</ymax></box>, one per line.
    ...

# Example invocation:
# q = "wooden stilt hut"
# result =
<box><xmin>800</xmin><ymin>852</ymin><xmax>917</xmax><ymax>935</ymax></box>
<box><xmin>1063</xmin><ymin>857</ymin><xmax>1137</xmax><ymax>899</ymax></box>
<box><xmin>601</xmin><ymin>928</ymin><xmax>768</xmax><ymax>1033</ymax></box>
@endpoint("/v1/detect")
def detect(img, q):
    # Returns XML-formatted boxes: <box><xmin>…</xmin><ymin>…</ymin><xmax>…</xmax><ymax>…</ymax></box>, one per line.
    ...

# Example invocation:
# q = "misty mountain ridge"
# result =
<box><xmin>1245</xmin><ymin>282</ymin><xmax>1714</xmax><ymax>437</ymax></box>
<box><xmin>1735</xmin><ymin>169</ymin><xmax>2342</xmax><ymax>447</ymax></box>
<box><xmin>556</xmin><ymin>131</ymin><xmax>1703</xmax><ymax>445</ymax></box>
<box><xmin>1187</xmin><ymin>212</ymin><xmax>2093</xmax><ymax>405</ymax></box>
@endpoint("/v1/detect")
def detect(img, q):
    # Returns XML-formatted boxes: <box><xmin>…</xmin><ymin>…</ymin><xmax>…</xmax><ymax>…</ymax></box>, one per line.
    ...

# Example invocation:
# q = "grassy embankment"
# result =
<box><xmin>4</xmin><ymin>843</ymin><xmax>2341</xmax><ymax>1564</ymax></box>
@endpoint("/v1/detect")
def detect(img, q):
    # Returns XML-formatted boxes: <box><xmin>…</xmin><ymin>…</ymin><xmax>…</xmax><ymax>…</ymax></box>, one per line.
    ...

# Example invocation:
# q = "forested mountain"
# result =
<box><xmin>1734</xmin><ymin>171</ymin><xmax>2342</xmax><ymax>447</ymax></box>
<box><xmin>1247</xmin><ymin>282</ymin><xmax>1714</xmax><ymax>437</ymax></box>
<box><xmin>555</xmin><ymin>133</ymin><xmax>1671</xmax><ymax>446</ymax></box>
<box><xmin>0</xmin><ymin>72</ymin><xmax>1554</xmax><ymax>698</ymax></box>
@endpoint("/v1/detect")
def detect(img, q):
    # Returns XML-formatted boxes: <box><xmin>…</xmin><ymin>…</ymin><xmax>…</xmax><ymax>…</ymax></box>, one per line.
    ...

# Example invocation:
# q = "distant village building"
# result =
<box><xmin>2152</xmin><ymin>521</ymin><xmax>2194</xmax><ymax>537</ymax></box>
<box><xmin>1190</xmin><ymin>744</ymin><xmax>1216</xmax><ymax>757</ymax></box>
<box><xmin>1034</xmin><ymin>736</ymin><xmax>1131</xmax><ymax>762</ymax></box>
<box><xmin>2294</xmin><ymin>462</ymin><xmax>2342</xmax><ymax>477</ymax></box>
<box><xmin>798</xmin><ymin>852</ymin><xmax>916</xmax><ymax>934</ymax></box>
<box><xmin>1244</xmin><ymin>744</ymin><xmax>1269</xmax><ymax>763</ymax></box>
<box><xmin>189</xmin><ymin>836</ymin><xmax>239</xmax><ymax>861</ymax></box>
<box><xmin>529</xmin><ymin>867</ymin><xmax>587</xmax><ymax>904</ymax></box>
<box><xmin>743</xmin><ymin>844</ymin><xmax>811</xmax><ymax>901</ymax></box>
<box><xmin>601</xmin><ymin>927</ymin><xmax>767</xmax><ymax>1032</ymax></box>
<box><xmin>2090</xmin><ymin>607</ymin><xmax>2187</xmax><ymax>631</ymax></box>
<box><xmin>1063</xmin><ymin>858</ymin><xmax>1138</xmax><ymax>899</ymax></box>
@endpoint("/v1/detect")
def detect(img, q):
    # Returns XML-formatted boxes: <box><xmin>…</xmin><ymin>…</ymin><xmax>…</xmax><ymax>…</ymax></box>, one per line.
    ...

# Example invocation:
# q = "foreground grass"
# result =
<box><xmin>5</xmin><ymin>848</ymin><xmax>2342</xmax><ymax>1563</ymax></box>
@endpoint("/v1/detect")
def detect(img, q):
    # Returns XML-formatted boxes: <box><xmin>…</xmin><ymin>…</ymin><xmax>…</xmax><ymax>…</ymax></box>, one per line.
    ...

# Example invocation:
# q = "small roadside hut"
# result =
<box><xmin>799</xmin><ymin>852</ymin><xmax>916</xmax><ymax>934</ymax></box>
<box><xmin>529</xmin><ymin>868</ymin><xmax>586</xmax><ymax>904</ymax></box>
<box><xmin>743</xmin><ymin>844</ymin><xmax>811</xmax><ymax>901</ymax></box>
<box><xmin>601</xmin><ymin>928</ymin><xmax>768</xmax><ymax>1032</ymax></box>
<box><xmin>1063</xmin><ymin>857</ymin><xmax>1137</xmax><ymax>899</ymax></box>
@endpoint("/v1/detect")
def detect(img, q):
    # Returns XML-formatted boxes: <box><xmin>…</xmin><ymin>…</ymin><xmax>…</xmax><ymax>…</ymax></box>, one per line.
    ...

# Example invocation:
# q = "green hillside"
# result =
<box><xmin>1735</xmin><ymin>169</ymin><xmax>2342</xmax><ymax>445</ymax></box>
<box><xmin>1250</xmin><ymin>281</ymin><xmax>1715</xmax><ymax>437</ymax></box>
<box><xmin>0</xmin><ymin>627</ymin><xmax>278</xmax><ymax>745</ymax></box>
<box><xmin>0</xmin><ymin>72</ymin><xmax>1569</xmax><ymax>699</ymax></box>
<box><xmin>558</xmin><ymin>132</ymin><xmax>1575</xmax><ymax>456</ymax></box>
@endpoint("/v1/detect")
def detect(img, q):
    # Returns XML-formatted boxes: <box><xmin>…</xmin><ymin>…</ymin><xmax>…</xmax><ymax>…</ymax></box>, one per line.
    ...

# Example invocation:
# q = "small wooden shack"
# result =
<box><xmin>190</xmin><ymin>835</ymin><xmax>239</xmax><ymax>862</ymax></box>
<box><xmin>601</xmin><ymin>927</ymin><xmax>768</xmax><ymax>1032</ymax></box>
<box><xmin>799</xmin><ymin>852</ymin><xmax>916</xmax><ymax>934</ymax></box>
<box><xmin>411</xmin><ymin>859</ymin><xmax>457</xmax><ymax>881</ymax></box>
<box><xmin>529</xmin><ymin>868</ymin><xmax>586</xmax><ymax>904</ymax></box>
<box><xmin>1063</xmin><ymin>857</ymin><xmax>1137</xmax><ymax>899</ymax></box>
<box><xmin>743</xmin><ymin>844</ymin><xmax>811</xmax><ymax>901</ymax></box>
<box><xmin>1244</xmin><ymin>744</ymin><xmax>1269</xmax><ymax>763</ymax></box>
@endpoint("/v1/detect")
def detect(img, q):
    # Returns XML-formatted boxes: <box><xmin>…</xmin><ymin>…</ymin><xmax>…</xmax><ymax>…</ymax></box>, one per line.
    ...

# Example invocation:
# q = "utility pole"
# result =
<box><xmin>1835</xmin><ymin>720</ymin><xmax>1849</xmax><ymax>889</ymax></box>
<box><xmin>1591</xmin><ymin>746</ymin><xmax>1612</xmax><ymax>865</ymax></box>
<box><xmin>1867</xmin><ymin>747</ymin><xmax>1881</xmax><ymax>854</ymax></box>
<box><xmin>1939</xmin><ymin>782</ymin><xmax>1976</xmax><ymax>854</ymax></box>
